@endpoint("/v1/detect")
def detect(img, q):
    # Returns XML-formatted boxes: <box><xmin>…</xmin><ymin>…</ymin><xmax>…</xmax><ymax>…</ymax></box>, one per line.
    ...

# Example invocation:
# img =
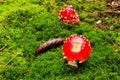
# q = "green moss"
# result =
<box><xmin>0</xmin><ymin>0</ymin><xmax>120</xmax><ymax>80</ymax></box>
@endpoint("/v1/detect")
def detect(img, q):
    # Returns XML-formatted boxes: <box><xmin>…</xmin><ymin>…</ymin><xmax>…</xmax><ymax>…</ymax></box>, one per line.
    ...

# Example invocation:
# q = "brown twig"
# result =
<box><xmin>1</xmin><ymin>65</ymin><xmax>30</xmax><ymax>72</ymax></box>
<box><xmin>4</xmin><ymin>52</ymin><xmax>19</xmax><ymax>66</ymax></box>
<box><xmin>0</xmin><ymin>44</ymin><xmax>7</xmax><ymax>51</ymax></box>
<box><xmin>106</xmin><ymin>35</ymin><xmax>115</xmax><ymax>45</ymax></box>
<box><xmin>101</xmin><ymin>10</ymin><xmax>120</xmax><ymax>14</ymax></box>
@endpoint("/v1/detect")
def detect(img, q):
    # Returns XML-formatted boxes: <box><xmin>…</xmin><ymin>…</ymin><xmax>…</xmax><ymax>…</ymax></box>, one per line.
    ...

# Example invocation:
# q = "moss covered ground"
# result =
<box><xmin>0</xmin><ymin>0</ymin><xmax>120</xmax><ymax>80</ymax></box>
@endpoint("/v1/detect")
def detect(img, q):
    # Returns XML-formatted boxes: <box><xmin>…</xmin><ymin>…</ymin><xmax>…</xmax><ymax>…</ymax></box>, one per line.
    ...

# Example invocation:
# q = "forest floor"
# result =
<box><xmin>0</xmin><ymin>0</ymin><xmax>120</xmax><ymax>80</ymax></box>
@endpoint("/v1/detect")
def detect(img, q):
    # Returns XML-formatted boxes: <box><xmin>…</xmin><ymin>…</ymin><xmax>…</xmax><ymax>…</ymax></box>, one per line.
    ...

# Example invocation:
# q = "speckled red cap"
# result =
<box><xmin>59</xmin><ymin>5</ymin><xmax>79</xmax><ymax>24</ymax></box>
<box><xmin>62</xmin><ymin>34</ymin><xmax>91</xmax><ymax>63</ymax></box>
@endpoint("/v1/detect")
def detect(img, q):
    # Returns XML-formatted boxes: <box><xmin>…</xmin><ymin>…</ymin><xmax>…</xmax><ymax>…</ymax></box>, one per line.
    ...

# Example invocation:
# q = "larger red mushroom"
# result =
<box><xmin>59</xmin><ymin>5</ymin><xmax>79</xmax><ymax>24</ymax></box>
<box><xmin>62</xmin><ymin>34</ymin><xmax>91</xmax><ymax>66</ymax></box>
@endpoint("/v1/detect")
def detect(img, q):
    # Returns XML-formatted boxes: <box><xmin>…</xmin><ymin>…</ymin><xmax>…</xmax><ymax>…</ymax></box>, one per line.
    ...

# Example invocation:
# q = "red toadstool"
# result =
<box><xmin>59</xmin><ymin>5</ymin><xmax>79</xmax><ymax>24</ymax></box>
<box><xmin>62</xmin><ymin>34</ymin><xmax>91</xmax><ymax>64</ymax></box>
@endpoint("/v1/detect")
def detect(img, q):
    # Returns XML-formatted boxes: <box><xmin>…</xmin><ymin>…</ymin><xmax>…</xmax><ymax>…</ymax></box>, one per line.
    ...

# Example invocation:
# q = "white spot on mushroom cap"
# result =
<box><xmin>69</xmin><ymin>5</ymin><xmax>73</xmax><ymax>7</ymax></box>
<box><xmin>62</xmin><ymin>10</ymin><xmax>65</xmax><ymax>12</ymax></box>
<box><xmin>87</xmin><ymin>39</ymin><xmax>89</xmax><ymax>42</ymax></box>
<box><xmin>88</xmin><ymin>44</ymin><xmax>91</xmax><ymax>47</ymax></box>
<box><xmin>70</xmin><ymin>14</ymin><xmax>73</xmax><ymax>17</ymax></box>
<box><xmin>61</xmin><ymin>16</ymin><xmax>63</xmax><ymax>18</ymax></box>
<box><xmin>67</xmin><ymin>37</ymin><xmax>70</xmax><ymax>40</ymax></box>
<box><xmin>64</xmin><ymin>56</ymin><xmax>66</xmax><ymax>59</ymax></box>
<box><xmin>72</xmin><ymin>19</ymin><xmax>75</xmax><ymax>21</ymax></box>
<box><xmin>72</xmin><ymin>15</ymin><xmax>75</xmax><ymax>18</ymax></box>
<box><xmin>70</xmin><ymin>34</ymin><xmax>75</xmax><ymax>37</ymax></box>
<box><xmin>60</xmin><ymin>10</ymin><xmax>63</xmax><ymax>12</ymax></box>
<box><xmin>75</xmin><ymin>16</ymin><xmax>79</xmax><ymax>18</ymax></box>
<box><xmin>83</xmin><ymin>44</ymin><xmax>85</xmax><ymax>47</ymax></box>
<box><xmin>67</xmin><ymin>11</ymin><xmax>69</xmax><ymax>13</ymax></box>
<box><xmin>74</xmin><ymin>36</ymin><xmax>78</xmax><ymax>39</ymax></box>
<box><xmin>70</xmin><ymin>8</ymin><xmax>73</xmax><ymax>11</ymax></box>
<box><xmin>80</xmin><ymin>35</ymin><xmax>83</xmax><ymax>37</ymax></box>
<box><xmin>64</xmin><ymin>16</ymin><xmax>67</xmax><ymax>19</ymax></box>
<box><xmin>83</xmin><ymin>38</ymin><xmax>86</xmax><ymax>41</ymax></box>
<box><xmin>64</xmin><ymin>40</ymin><xmax>67</xmax><ymax>43</ymax></box>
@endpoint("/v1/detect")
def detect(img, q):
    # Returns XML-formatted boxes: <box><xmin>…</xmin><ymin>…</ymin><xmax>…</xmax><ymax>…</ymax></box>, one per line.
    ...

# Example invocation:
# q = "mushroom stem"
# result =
<box><xmin>4</xmin><ymin>52</ymin><xmax>19</xmax><ymax>66</ymax></box>
<box><xmin>68</xmin><ymin>61</ymin><xmax>78</xmax><ymax>68</ymax></box>
<box><xmin>0</xmin><ymin>44</ymin><xmax>7</xmax><ymax>51</ymax></box>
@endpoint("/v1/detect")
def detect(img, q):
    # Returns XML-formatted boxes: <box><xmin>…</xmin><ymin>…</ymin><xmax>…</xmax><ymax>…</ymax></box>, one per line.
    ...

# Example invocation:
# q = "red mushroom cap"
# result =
<box><xmin>62</xmin><ymin>34</ymin><xmax>91</xmax><ymax>63</ymax></box>
<box><xmin>59</xmin><ymin>5</ymin><xmax>79</xmax><ymax>24</ymax></box>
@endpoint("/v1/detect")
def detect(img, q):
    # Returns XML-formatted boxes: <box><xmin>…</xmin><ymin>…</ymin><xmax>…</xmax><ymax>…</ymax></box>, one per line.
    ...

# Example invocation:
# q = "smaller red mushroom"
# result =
<box><xmin>59</xmin><ymin>5</ymin><xmax>79</xmax><ymax>24</ymax></box>
<box><xmin>62</xmin><ymin>34</ymin><xmax>91</xmax><ymax>67</ymax></box>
